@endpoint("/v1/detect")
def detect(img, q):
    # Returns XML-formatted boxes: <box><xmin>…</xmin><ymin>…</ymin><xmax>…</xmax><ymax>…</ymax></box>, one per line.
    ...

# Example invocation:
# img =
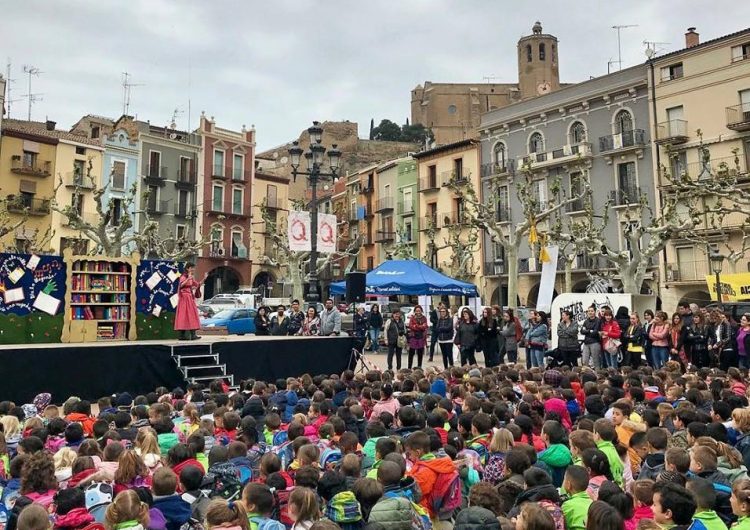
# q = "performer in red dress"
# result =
<box><xmin>175</xmin><ymin>263</ymin><xmax>203</xmax><ymax>340</ymax></box>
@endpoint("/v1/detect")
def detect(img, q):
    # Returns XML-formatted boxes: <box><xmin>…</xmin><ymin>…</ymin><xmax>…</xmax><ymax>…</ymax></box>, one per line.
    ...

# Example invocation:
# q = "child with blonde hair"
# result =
<box><xmin>134</xmin><ymin>429</ymin><xmax>161</xmax><ymax>470</ymax></box>
<box><xmin>104</xmin><ymin>490</ymin><xmax>150</xmax><ymax>530</ymax></box>
<box><xmin>288</xmin><ymin>487</ymin><xmax>320</xmax><ymax>530</ymax></box>
<box><xmin>204</xmin><ymin>499</ymin><xmax>248</xmax><ymax>530</ymax></box>
<box><xmin>53</xmin><ymin>447</ymin><xmax>78</xmax><ymax>486</ymax></box>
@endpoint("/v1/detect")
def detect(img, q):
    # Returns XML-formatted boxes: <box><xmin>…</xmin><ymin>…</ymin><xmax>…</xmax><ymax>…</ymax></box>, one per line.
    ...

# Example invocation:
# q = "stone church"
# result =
<box><xmin>411</xmin><ymin>22</ymin><xmax>564</xmax><ymax>145</ymax></box>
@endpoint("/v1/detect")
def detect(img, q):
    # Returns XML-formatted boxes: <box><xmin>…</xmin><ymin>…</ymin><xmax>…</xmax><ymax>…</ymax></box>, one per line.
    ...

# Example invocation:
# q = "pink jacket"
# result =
<box><xmin>371</xmin><ymin>397</ymin><xmax>400</xmax><ymax>419</ymax></box>
<box><xmin>649</xmin><ymin>323</ymin><xmax>670</xmax><ymax>347</ymax></box>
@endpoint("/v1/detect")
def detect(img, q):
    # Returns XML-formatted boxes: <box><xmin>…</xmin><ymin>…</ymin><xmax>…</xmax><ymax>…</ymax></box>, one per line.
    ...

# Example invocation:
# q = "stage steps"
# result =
<box><xmin>170</xmin><ymin>343</ymin><xmax>235</xmax><ymax>388</ymax></box>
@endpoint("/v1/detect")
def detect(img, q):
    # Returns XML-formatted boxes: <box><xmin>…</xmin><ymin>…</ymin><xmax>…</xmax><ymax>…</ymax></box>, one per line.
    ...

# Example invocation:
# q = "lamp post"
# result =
<box><xmin>288</xmin><ymin>122</ymin><xmax>341</xmax><ymax>303</ymax></box>
<box><xmin>709</xmin><ymin>248</ymin><xmax>725</xmax><ymax>309</ymax></box>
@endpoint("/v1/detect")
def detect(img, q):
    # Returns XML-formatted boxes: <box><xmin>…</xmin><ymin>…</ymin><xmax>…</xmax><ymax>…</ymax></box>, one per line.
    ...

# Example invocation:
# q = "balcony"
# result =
<box><xmin>573</xmin><ymin>254</ymin><xmax>612</xmax><ymax>270</ymax></box>
<box><xmin>440</xmin><ymin>170</ymin><xmax>470</xmax><ymax>186</ymax></box>
<box><xmin>208</xmin><ymin>246</ymin><xmax>226</xmax><ymax>258</ymax></box>
<box><xmin>6</xmin><ymin>196</ymin><xmax>51</xmax><ymax>216</ymax></box>
<box><xmin>443</xmin><ymin>210</ymin><xmax>470</xmax><ymax>226</ymax></box>
<box><xmin>362</xmin><ymin>233</ymin><xmax>374</xmax><ymax>246</ymax></box>
<box><xmin>518</xmin><ymin>142</ymin><xmax>593</xmax><ymax>171</ymax></box>
<box><xmin>174</xmin><ymin>204</ymin><xmax>193</xmax><ymax>218</ymax></box>
<box><xmin>481</xmin><ymin>162</ymin><xmax>510</xmax><ymax>178</ymax></box>
<box><xmin>484</xmin><ymin>260</ymin><xmax>506</xmax><ymax>276</ymax></box>
<box><xmin>726</xmin><ymin>104</ymin><xmax>750</xmax><ymax>132</ymax></box>
<box><xmin>144</xmin><ymin>165</ymin><xmax>167</xmax><ymax>185</ymax></box>
<box><xmin>496</xmin><ymin>207</ymin><xmax>510</xmax><ymax>223</ymax></box>
<box><xmin>175</xmin><ymin>169</ymin><xmax>196</xmax><ymax>188</ymax></box>
<box><xmin>397</xmin><ymin>227</ymin><xmax>417</xmax><ymax>244</ymax></box>
<box><xmin>669</xmin><ymin>155</ymin><xmax>747</xmax><ymax>181</ymax></box>
<box><xmin>397</xmin><ymin>201</ymin><xmax>415</xmax><ymax>216</ymax></box>
<box><xmin>212</xmin><ymin>164</ymin><xmax>226</xmax><ymax>179</ymax></box>
<box><xmin>10</xmin><ymin>156</ymin><xmax>52</xmax><ymax>177</ymax></box>
<box><xmin>655</xmin><ymin>120</ymin><xmax>689</xmax><ymax>145</ymax></box>
<box><xmin>608</xmin><ymin>187</ymin><xmax>641</xmax><ymax>206</ymax></box>
<box><xmin>598</xmin><ymin>130</ymin><xmax>647</xmax><ymax>153</ymax></box>
<box><xmin>419</xmin><ymin>215</ymin><xmax>439</xmax><ymax>231</ymax></box>
<box><xmin>265</xmin><ymin>197</ymin><xmax>284</xmax><ymax>210</ymax></box>
<box><xmin>418</xmin><ymin>176</ymin><xmax>440</xmax><ymax>192</ymax></box>
<box><xmin>65</xmin><ymin>171</ymin><xmax>95</xmax><ymax>190</ymax></box>
<box><xmin>667</xmin><ymin>259</ymin><xmax>709</xmax><ymax>282</ymax></box>
<box><xmin>146</xmin><ymin>200</ymin><xmax>169</xmax><ymax>215</ymax></box>
<box><xmin>375</xmin><ymin>196</ymin><xmax>394</xmax><ymax>213</ymax></box>
<box><xmin>359</xmin><ymin>186</ymin><xmax>374</xmax><ymax>195</ymax></box>
<box><xmin>375</xmin><ymin>230</ymin><xmax>396</xmax><ymax>242</ymax></box>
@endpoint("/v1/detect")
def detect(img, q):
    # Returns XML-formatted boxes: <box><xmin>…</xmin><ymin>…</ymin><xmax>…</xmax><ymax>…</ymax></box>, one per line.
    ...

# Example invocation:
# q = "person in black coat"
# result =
<box><xmin>622</xmin><ymin>312</ymin><xmax>646</xmax><ymax>368</ymax></box>
<box><xmin>367</xmin><ymin>304</ymin><xmax>384</xmax><ymax>352</ymax></box>
<box><xmin>685</xmin><ymin>312</ymin><xmax>711</xmax><ymax>368</ymax></box>
<box><xmin>254</xmin><ymin>306</ymin><xmax>270</xmax><ymax>335</ymax></box>
<box><xmin>478</xmin><ymin>307</ymin><xmax>500</xmax><ymax>367</ymax></box>
<box><xmin>615</xmin><ymin>306</ymin><xmax>631</xmax><ymax>365</ymax></box>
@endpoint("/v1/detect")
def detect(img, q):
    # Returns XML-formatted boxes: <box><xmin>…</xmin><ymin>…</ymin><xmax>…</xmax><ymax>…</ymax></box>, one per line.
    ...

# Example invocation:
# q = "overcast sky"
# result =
<box><xmin>2</xmin><ymin>1</ymin><xmax>749</xmax><ymax>150</ymax></box>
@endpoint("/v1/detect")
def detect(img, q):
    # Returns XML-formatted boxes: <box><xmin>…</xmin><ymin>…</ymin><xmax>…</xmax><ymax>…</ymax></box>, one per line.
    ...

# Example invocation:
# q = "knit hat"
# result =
<box><xmin>543</xmin><ymin>369</ymin><xmax>562</xmax><ymax>387</ymax></box>
<box><xmin>115</xmin><ymin>392</ymin><xmax>133</xmax><ymax>408</ymax></box>
<box><xmin>22</xmin><ymin>404</ymin><xmax>38</xmax><ymax>420</ymax></box>
<box><xmin>33</xmin><ymin>393</ymin><xmax>52</xmax><ymax>413</ymax></box>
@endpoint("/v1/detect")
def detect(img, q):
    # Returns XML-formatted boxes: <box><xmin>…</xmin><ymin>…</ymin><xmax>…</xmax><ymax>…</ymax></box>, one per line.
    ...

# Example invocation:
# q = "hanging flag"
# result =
<box><xmin>288</xmin><ymin>211</ymin><xmax>311</xmax><ymax>252</ymax></box>
<box><xmin>537</xmin><ymin>245</ymin><xmax>559</xmax><ymax>313</ymax></box>
<box><xmin>528</xmin><ymin>221</ymin><xmax>538</xmax><ymax>245</ymax></box>
<box><xmin>539</xmin><ymin>234</ymin><xmax>551</xmax><ymax>263</ymax></box>
<box><xmin>318</xmin><ymin>213</ymin><xmax>338</xmax><ymax>254</ymax></box>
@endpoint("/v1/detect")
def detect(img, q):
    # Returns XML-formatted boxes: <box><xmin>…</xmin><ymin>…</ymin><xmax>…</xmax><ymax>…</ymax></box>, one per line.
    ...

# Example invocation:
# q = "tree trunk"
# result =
<box><xmin>620</xmin><ymin>269</ymin><xmax>641</xmax><ymax>295</ymax></box>
<box><xmin>289</xmin><ymin>256</ymin><xmax>305</xmax><ymax>301</ymax></box>
<box><xmin>506</xmin><ymin>246</ymin><xmax>519</xmax><ymax>309</ymax></box>
<box><xmin>564</xmin><ymin>259</ymin><xmax>573</xmax><ymax>293</ymax></box>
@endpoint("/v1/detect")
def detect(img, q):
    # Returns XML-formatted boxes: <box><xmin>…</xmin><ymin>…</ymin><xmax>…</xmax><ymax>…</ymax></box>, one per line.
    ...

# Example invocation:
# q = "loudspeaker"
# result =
<box><xmin>345</xmin><ymin>272</ymin><xmax>366</xmax><ymax>303</ymax></box>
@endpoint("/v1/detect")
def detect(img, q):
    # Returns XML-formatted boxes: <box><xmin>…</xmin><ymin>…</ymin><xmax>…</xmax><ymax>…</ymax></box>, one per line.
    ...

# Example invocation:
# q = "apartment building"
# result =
<box><xmin>250</xmin><ymin>169</ymin><xmax>289</xmax><ymax>297</ymax></box>
<box><xmin>650</xmin><ymin>27</ymin><xmax>750</xmax><ymax>309</ymax></box>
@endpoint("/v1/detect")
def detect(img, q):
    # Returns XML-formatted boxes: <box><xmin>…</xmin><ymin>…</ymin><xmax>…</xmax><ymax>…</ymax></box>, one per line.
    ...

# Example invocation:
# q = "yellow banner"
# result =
<box><xmin>705</xmin><ymin>273</ymin><xmax>750</xmax><ymax>301</ymax></box>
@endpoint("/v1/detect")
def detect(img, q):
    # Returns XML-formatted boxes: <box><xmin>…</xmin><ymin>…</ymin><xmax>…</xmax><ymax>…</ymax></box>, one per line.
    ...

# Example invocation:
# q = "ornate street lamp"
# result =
<box><xmin>288</xmin><ymin>123</ymin><xmax>340</xmax><ymax>303</ymax></box>
<box><xmin>709</xmin><ymin>248</ymin><xmax>725</xmax><ymax>308</ymax></box>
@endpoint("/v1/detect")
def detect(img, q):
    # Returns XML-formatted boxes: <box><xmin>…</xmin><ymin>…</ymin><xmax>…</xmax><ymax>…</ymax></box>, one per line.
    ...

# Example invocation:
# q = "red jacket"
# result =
<box><xmin>601</xmin><ymin>320</ymin><xmax>621</xmax><ymax>347</ymax></box>
<box><xmin>408</xmin><ymin>455</ymin><xmax>457</xmax><ymax>518</ymax></box>
<box><xmin>65</xmin><ymin>413</ymin><xmax>96</xmax><ymax>437</ymax></box>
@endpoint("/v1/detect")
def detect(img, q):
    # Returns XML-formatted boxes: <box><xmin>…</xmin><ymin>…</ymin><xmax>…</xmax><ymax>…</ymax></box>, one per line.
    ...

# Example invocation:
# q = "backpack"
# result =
<box><xmin>483</xmin><ymin>452</ymin><xmax>507</xmax><ymax>485</ymax></box>
<box><xmin>415</xmin><ymin>462</ymin><xmax>461</xmax><ymax>520</ymax></box>
<box><xmin>249</xmin><ymin>515</ymin><xmax>286</xmax><ymax>530</ymax></box>
<box><xmin>320</xmin><ymin>447</ymin><xmax>343</xmax><ymax>470</ymax></box>
<box><xmin>270</xmin><ymin>488</ymin><xmax>295</xmax><ymax>529</ymax></box>
<box><xmin>272</xmin><ymin>430</ymin><xmax>289</xmax><ymax>447</ymax></box>
<box><xmin>273</xmin><ymin>441</ymin><xmax>294</xmax><ymax>470</ymax></box>
<box><xmin>204</xmin><ymin>462</ymin><xmax>244</xmax><ymax>500</ymax></box>
<box><xmin>84</xmin><ymin>482</ymin><xmax>114</xmax><ymax>523</ymax></box>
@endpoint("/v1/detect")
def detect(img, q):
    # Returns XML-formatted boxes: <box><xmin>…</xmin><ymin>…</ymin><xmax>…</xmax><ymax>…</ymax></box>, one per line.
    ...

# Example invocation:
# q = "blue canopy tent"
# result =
<box><xmin>329</xmin><ymin>259</ymin><xmax>478</xmax><ymax>297</ymax></box>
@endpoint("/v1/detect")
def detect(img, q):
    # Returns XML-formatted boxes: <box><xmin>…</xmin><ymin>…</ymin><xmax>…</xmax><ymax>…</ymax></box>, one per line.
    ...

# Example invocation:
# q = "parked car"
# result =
<box><xmin>201</xmin><ymin>308</ymin><xmax>258</xmax><ymax>335</ymax></box>
<box><xmin>197</xmin><ymin>303</ymin><xmax>215</xmax><ymax>318</ymax></box>
<box><xmin>203</xmin><ymin>295</ymin><xmax>244</xmax><ymax>311</ymax></box>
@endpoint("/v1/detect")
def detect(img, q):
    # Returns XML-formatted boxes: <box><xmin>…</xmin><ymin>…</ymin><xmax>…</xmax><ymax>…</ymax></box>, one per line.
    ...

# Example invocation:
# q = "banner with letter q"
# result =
<box><xmin>288</xmin><ymin>211</ymin><xmax>311</xmax><ymax>252</ymax></box>
<box><xmin>317</xmin><ymin>213</ymin><xmax>338</xmax><ymax>254</ymax></box>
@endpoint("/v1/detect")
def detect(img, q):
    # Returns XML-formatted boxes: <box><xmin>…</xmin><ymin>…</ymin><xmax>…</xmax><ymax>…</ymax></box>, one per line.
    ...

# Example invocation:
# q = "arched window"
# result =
<box><xmin>526</xmin><ymin>44</ymin><xmax>532</xmax><ymax>62</ymax></box>
<box><xmin>539</xmin><ymin>43</ymin><xmax>546</xmax><ymax>61</ymax></box>
<box><xmin>570</xmin><ymin>121</ymin><xmax>586</xmax><ymax>144</ymax></box>
<box><xmin>615</xmin><ymin>110</ymin><xmax>634</xmax><ymax>134</ymax></box>
<box><xmin>529</xmin><ymin>132</ymin><xmax>544</xmax><ymax>153</ymax></box>
<box><xmin>494</xmin><ymin>142</ymin><xmax>507</xmax><ymax>168</ymax></box>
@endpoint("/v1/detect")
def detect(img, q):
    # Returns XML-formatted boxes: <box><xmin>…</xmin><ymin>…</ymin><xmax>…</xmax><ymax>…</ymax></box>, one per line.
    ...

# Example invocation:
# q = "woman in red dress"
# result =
<box><xmin>175</xmin><ymin>263</ymin><xmax>203</xmax><ymax>340</ymax></box>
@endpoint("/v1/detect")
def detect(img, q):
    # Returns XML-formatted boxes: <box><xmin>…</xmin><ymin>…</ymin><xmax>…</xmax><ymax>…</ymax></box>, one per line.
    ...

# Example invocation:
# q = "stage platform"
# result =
<box><xmin>0</xmin><ymin>335</ymin><xmax>356</xmax><ymax>404</ymax></box>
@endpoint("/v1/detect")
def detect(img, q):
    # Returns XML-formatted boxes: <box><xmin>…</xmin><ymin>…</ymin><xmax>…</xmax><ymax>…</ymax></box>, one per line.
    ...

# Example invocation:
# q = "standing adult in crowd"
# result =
<box><xmin>615</xmin><ymin>306</ymin><xmax>631</xmax><ymax>365</ymax></box>
<box><xmin>286</xmin><ymin>299</ymin><xmax>305</xmax><ymax>336</ymax></box>
<box><xmin>643</xmin><ymin>309</ymin><xmax>655</xmax><ymax>367</ymax></box>
<box><xmin>686</xmin><ymin>311</ymin><xmax>710</xmax><ymax>368</ymax></box>
<box><xmin>500</xmin><ymin>308</ymin><xmax>519</xmax><ymax>364</ymax></box>
<box><xmin>524</xmin><ymin>310</ymin><xmax>549</xmax><ymax>368</ymax></box>
<box><xmin>319</xmin><ymin>298</ymin><xmax>342</xmax><ymax>337</ymax></box>
<box><xmin>456</xmin><ymin>307</ymin><xmax>478</xmax><ymax>366</ymax></box>
<box><xmin>737</xmin><ymin>313</ymin><xmax>750</xmax><ymax>369</ymax></box>
<box><xmin>406</xmin><ymin>305</ymin><xmax>428</xmax><ymax>369</ymax></box>
<box><xmin>299</xmin><ymin>306</ymin><xmax>320</xmax><ymax>336</ymax></box>
<box><xmin>600</xmin><ymin>308</ymin><xmax>621</xmax><ymax>369</ymax></box>
<box><xmin>679</xmin><ymin>302</ymin><xmax>695</xmax><ymax>328</ymax></box>
<box><xmin>384</xmin><ymin>309</ymin><xmax>406</xmax><ymax>370</ymax></box>
<box><xmin>648</xmin><ymin>310</ymin><xmax>670</xmax><ymax>369</ymax></box>
<box><xmin>581</xmin><ymin>306</ymin><xmax>603</xmax><ymax>369</ymax></box>
<box><xmin>478</xmin><ymin>307</ymin><xmax>500</xmax><ymax>368</ymax></box>
<box><xmin>435</xmin><ymin>306</ymin><xmax>455</xmax><ymax>369</ymax></box>
<box><xmin>353</xmin><ymin>306</ymin><xmax>370</xmax><ymax>352</ymax></box>
<box><xmin>254</xmin><ymin>306</ymin><xmax>270</xmax><ymax>336</ymax></box>
<box><xmin>622</xmin><ymin>312</ymin><xmax>645</xmax><ymax>369</ymax></box>
<box><xmin>270</xmin><ymin>305</ymin><xmax>289</xmax><ymax>336</ymax></box>
<box><xmin>367</xmin><ymin>304</ymin><xmax>383</xmax><ymax>353</ymax></box>
<box><xmin>712</xmin><ymin>310</ymin><xmax>736</xmax><ymax>371</ymax></box>
<box><xmin>670</xmin><ymin>312</ymin><xmax>688</xmax><ymax>369</ymax></box>
<box><xmin>557</xmin><ymin>310</ymin><xmax>580</xmax><ymax>367</ymax></box>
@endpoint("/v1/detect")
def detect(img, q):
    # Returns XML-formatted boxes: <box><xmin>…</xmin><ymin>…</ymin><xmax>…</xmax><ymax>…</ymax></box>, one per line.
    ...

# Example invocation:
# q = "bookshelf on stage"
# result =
<box><xmin>61</xmin><ymin>250</ymin><xmax>139</xmax><ymax>342</ymax></box>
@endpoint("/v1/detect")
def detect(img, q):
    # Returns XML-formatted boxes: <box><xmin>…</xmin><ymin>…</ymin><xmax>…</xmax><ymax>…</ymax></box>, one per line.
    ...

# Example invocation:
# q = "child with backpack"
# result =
<box><xmin>242</xmin><ymin>483</ymin><xmax>286</xmax><ymax>530</ymax></box>
<box><xmin>263</xmin><ymin>414</ymin><xmax>282</xmax><ymax>447</ymax></box>
<box><xmin>405</xmin><ymin>431</ymin><xmax>461</xmax><ymax>523</ymax></box>
<box><xmin>287</xmin><ymin>487</ymin><xmax>321</xmax><ymax>530</ymax></box>
<box><xmin>317</xmin><ymin>471</ymin><xmax>363</xmax><ymax>530</ymax></box>
<box><xmin>150</xmin><ymin>468</ymin><xmax>192</xmax><ymax>530</ymax></box>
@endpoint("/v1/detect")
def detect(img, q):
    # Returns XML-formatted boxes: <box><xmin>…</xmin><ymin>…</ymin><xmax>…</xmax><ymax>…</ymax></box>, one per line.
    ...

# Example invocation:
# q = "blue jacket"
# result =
<box><xmin>525</xmin><ymin>323</ymin><xmax>548</xmax><ymax>348</ymax></box>
<box><xmin>430</xmin><ymin>379</ymin><xmax>447</xmax><ymax>397</ymax></box>
<box><xmin>152</xmin><ymin>495</ymin><xmax>192</xmax><ymax>530</ymax></box>
<box><xmin>283</xmin><ymin>390</ymin><xmax>298</xmax><ymax>423</ymax></box>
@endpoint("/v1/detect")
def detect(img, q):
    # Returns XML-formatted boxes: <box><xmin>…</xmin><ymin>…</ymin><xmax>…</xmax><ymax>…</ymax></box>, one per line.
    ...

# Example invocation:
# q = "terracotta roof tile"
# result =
<box><xmin>2</xmin><ymin>119</ymin><xmax>103</xmax><ymax>147</ymax></box>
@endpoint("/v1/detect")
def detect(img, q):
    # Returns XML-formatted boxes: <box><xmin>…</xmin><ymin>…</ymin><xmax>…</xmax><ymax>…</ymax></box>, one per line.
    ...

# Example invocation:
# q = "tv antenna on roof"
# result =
<box><xmin>23</xmin><ymin>64</ymin><xmax>43</xmax><ymax>121</ymax></box>
<box><xmin>644</xmin><ymin>40</ymin><xmax>671</xmax><ymax>59</ymax></box>
<box><xmin>611</xmin><ymin>24</ymin><xmax>639</xmax><ymax>71</ymax></box>
<box><xmin>122</xmin><ymin>72</ymin><xmax>144</xmax><ymax>116</ymax></box>
<box><xmin>483</xmin><ymin>75</ymin><xmax>498</xmax><ymax>83</ymax></box>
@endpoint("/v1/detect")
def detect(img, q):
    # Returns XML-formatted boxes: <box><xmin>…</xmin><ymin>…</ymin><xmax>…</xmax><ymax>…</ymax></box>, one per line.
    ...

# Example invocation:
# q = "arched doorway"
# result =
<box><xmin>253</xmin><ymin>270</ymin><xmax>277</xmax><ymax>299</ymax></box>
<box><xmin>678</xmin><ymin>290</ymin><xmax>712</xmax><ymax>309</ymax></box>
<box><xmin>204</xmin><ymin>266</ymin><xmax>241</xmax><ymax>299</ymax></box>
<box><xmin>490</xmin><ymin>287</ymin><xmax>500</xmax><ymax>306</ymax></box>
<box><xmin>526</xmin><ymin>283</ymin><xmax>559</xmax><ymax>308</ymax></box>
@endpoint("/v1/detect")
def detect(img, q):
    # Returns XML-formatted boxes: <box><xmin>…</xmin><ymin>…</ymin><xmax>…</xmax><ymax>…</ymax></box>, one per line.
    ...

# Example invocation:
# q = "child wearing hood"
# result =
<box><xmin>405</xmin><ymin>431</ymin><xmax>459</xmax><ymax>521</ymax></box>
<box><xmin>537</xmin><ymin>420</ymin><xmax>573</xmax><ymax>488</ymax></box>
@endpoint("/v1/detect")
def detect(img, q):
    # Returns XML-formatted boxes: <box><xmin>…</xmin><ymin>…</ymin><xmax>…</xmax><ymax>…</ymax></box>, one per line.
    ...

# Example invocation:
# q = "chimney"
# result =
<box><xmin>45</xmin><ymin>120</ymin><xmax>56</xmax><ymax>131</ymax></box>
<box><xmin>685</xmin><ymin>27</ymin><xmax>699</xmax><ymax>48</ymax></box>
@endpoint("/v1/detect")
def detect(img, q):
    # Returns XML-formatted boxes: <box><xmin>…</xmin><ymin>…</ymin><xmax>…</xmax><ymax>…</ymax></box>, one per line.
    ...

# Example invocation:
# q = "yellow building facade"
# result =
<box><xmin>414</xmin><ymin>139</ymin><xmax>483</xmax><ymax>300</ymax></box>
<box><xmin>650</xmin><ymin>28</ymin><xmax>750</xmax><ymax>309</ymax></box>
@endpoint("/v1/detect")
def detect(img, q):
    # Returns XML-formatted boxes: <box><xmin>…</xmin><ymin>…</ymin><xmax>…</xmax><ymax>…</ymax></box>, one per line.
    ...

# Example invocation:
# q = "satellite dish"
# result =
<box><xmin>645</xmin><ymin>48</ymin><xmax>656</xmax><ymax>59</ymax></box>
<box><xmin>169</xmin><ymin>132</ymin><xmax>178</xmax><ymax>140</ymax></box>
